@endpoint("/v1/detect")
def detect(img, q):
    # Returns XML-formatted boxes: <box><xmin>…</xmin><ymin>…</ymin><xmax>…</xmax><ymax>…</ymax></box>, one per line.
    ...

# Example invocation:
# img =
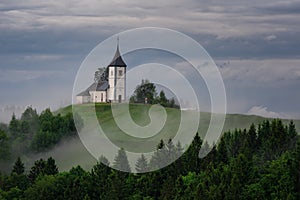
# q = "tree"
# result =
<box><xmin>217</xmin><ymin>132</ymin><xmax>229</xmax><ymax>164</ymax></box>
<box><xmin>181</xmin><ymin>133</ymin><xmax>202</xmax><ymax>173</ymax></box>
<box><xmin>149</xmin><ymin>140</ymin><xmax>169</xmax><ymax>170</ymax></box>
<box><xmin>8</xmin><ymin>113</ymin><xmax>20</xmax><ymax>139</ymax></box>
<box><xmin>0</xmin><ymin>129</ymin><xmax>10</xmax><ymax>160</ymax></box>
<box><xmin>45</xmin><ymin>157</ymin><xmax>58</xmax><ymax>175</ymax></box>
<box><xmin>113</xmin><ymin>148</ymin><xmax>131</xmax><ymax>172</ymax></box>
<box><xmin>135</xmin><ymin>154</ymin><xmax>149</xmax><ymax>173</ymax></box>
<box><xmin>130</xmin><ymin>79</ymin><xmax>157</xmax><ymax>104</ymax></box>
<box><xmin>94</xmin><ymin>67</ymin><xmax>108</xmax><ymax>82</ymax></box>
<box><xmin>89</xmin><ymin>156</ymin><xmax>111</xmax><ymax>199</ymax></box>
<box><xmin>293</xmin><ymin>141</ymin><xmax>300</xmax><ymax>199</ymax></box>
<box><xmin>24</xmin><ymin>175</ymin><xmax>59</xmax><ymax>200</ymax></box>
<box><xmin>28</xmin><ymin>158</ymin><xmax>47</xmax><ymax>182</ymax></box>
<box><xmin>159</xmin><ymin>90</ymin><xmax>168</xmax><ymax>107</ymax></box>
<box><xmin>12</xmin><ymin>157</ymin><xmax>25</xmax><ymax>175</ymax></box>
<box><xmin>259</xmin><ymin>152</ymin><xmax>297</xmax><ymax>199</ymax></box>
<box><xmin>20</xmin><ymin>106</ymin><xmax>39</xmax><ymax>136</ymax></box>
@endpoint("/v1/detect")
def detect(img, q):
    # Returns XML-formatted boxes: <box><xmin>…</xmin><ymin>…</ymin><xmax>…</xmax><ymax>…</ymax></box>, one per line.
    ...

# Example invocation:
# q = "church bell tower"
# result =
<box><xmin>107</xmin><ymin>38</ymin><xmax>127</xmax><ymax>103</ymax></box>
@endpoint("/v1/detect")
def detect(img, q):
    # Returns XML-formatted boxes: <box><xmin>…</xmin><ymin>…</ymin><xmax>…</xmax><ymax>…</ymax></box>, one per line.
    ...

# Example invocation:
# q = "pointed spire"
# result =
<box><xmin>108</xmin><ymin>37</ymin><xmax>127</xmax><ymax>67</ymax></box>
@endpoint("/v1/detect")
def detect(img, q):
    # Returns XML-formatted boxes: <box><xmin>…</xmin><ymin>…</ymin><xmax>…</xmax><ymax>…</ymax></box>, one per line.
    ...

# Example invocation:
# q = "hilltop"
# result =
<box><xmin>49</xmin><ymin>103</ymin><xmax>300</xmax><ymax>171</ymax></box>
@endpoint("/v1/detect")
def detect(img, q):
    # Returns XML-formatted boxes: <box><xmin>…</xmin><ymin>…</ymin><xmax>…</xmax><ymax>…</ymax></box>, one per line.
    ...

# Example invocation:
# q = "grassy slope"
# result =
<box><xmin>52</xmin><ymin>104</ymin><xmax>300</xmax><ymax>171</ymax></box>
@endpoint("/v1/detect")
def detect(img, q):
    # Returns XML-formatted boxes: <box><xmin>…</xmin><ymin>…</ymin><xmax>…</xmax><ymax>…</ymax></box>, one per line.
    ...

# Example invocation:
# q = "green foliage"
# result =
<box><xmin>113</xmin><ymin>148</ymin><xmax>131</xmax><ymax>172</ymax></box>
<box><xmin>31</xmin><ymin>109</ymin><xmax>77</xmax><ymax>152</ymax></box>
<box><xmin>45</xmin><ymin>157</ymin><xmax>59</xmax><ymax>175</ymax></box>
<box><xmin>130</xmin><ymin>79</ymin><xmax>179</xmax><ymax>108</ymax></box>
<box><xmin>8</xmin><ymin>113</ymin><xmax>20</xmax><ymax>139</ymax></box>
<box><xmin>130</xmin><ymin>79</ymin><xmax>157</xmax><ymax>104</ymax></box>
<box><xmin>12</xmin><ymin>157</ymin><xmax>25</xmax><ymax>175</ymax></box>
<box><xmin>0</xmin><ymin>119</ymin><xmax>299</xmax><ymax>199</ymax></box>
<box><xmin>180</xmin><ymin>133</ymin><xmax>202</xmax><ymax>173</ymax></box>
<box><xmin>94</xmin><ymin>67</ymin><xmax>108</xmax><ymax>82</ymax></box>
<box><xmin>28</xmin><ymin>157</ymin><xmax>59</xmax><ymax>183</ymax></box>
<box><xmin>24</xmin><ymin>175</ymin><xmax>58</xmax><ymax>200</ymax></box>
<box><xmin>135</xmin><ymin>154</ymin><xmax>149</xmax><ymax>173</ymax></box>
<box><xmin>0</xmin><ymin>129</ymin><xmax>10</xmax><ymax>160</ymax></box>
<box><xmin>89</xmin><ymin>158</ymin><xmax>111</xmax><ymax>199</ymax></box>
<box><xmin>1</xmin><ymin>106</ymin><xmax>77</xmax><ymax>164</ymax></box>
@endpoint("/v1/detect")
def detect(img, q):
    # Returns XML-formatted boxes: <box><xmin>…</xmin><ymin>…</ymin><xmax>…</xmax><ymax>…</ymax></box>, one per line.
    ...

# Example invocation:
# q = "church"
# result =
<box><xmin>76</xmin><ymin>42</ymin><xmax>127</xmax><ymax>104</ymax></box>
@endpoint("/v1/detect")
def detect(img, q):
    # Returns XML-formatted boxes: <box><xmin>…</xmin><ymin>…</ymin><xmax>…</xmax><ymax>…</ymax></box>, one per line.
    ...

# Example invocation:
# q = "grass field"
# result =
<box><xmin>49</xmin><ymin>103</ymin><xmax>300</xmax><ymax>171</ymax></box>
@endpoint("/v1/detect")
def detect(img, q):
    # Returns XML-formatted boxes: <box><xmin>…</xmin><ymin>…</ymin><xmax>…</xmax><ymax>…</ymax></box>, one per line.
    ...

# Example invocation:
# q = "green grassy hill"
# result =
<box><xmin>50</xmin><ymin>103</ymin><xmax>300</xmax><ymax>171</ymax></box>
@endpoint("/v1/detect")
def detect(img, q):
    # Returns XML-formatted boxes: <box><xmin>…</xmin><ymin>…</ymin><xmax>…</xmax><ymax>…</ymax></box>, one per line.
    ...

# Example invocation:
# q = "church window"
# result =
<box><xmin>119</xmin><ymin>70</ymin><xmax>123</xmax><ymax>76</ymax></box>
<box><xmin>111</xmin><ymin>70</ymin><xmax>113</xmax><ymax>76</ymax></box>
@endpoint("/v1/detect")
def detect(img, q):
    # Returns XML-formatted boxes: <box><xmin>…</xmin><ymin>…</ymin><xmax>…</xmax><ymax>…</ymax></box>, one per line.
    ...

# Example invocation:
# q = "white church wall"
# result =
<box><xmin>76</xmin><ymin>96</ymin><xmax>83</xmax><ymax>104</ymax></box>
<box><xmin>76</xmin><ymin>96</ymin><xmax>90</xmax><ymax>104</ymax></box>
<box><xmin>89</xmin><ymin>91</ymin><xmax>107</xmax><ymax>103</ymax></box>
<box><xmin>107</xmin><ymin>66</ymin><xmax>126</xmax><ymax>102</ymax></box>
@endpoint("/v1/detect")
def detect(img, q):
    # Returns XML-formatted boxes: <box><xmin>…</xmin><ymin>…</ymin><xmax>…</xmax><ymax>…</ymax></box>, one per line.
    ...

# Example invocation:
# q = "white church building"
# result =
<box><xmin>76</xmin><ymin>43</ymin><xmax>127</xmax><ymax>104</ymax></box>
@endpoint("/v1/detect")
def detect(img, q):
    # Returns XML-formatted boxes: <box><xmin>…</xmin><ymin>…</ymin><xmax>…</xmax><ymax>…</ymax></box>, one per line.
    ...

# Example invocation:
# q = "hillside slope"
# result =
<box><xmin>50</xmin><ymin>103</ymin><xmax>300</xmax><ymax>171</ymax></box>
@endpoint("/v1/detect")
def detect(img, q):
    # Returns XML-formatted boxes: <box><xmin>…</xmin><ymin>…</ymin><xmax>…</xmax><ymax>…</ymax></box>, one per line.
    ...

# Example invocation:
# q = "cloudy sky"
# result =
<box><xmin>0</xmin><ymin>0</ymin><xmax>300</xmax><ymax>122</ymax></box>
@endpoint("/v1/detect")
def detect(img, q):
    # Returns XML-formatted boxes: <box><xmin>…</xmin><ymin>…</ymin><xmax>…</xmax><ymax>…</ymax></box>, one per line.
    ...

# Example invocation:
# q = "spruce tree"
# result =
<box><xmin>0</xmin><ymin>129</ymin><xmax>10</xmax><ymax>159</ymax></box>
<box><xmin>28</xmin><ymin>158</ymin><xmax>46</xmax><ymax>182</ymax></box>
<box><xmin>135</xmin><ymin>154</ymin><xmax>148</xmax><ymax>173</ymax></box>
<box><xmin>288</xmin><ymin>120</ymin><xmax>297</xmax><ymax>139</ymax></box>
<box><xmin>9</xmin><ymin>113</ymin><xmax>20</xmax><ymax>139</ymax></box>
<box><xmin>113</xmin><ymin>148</ymin><xmax>131</xmax><ymax>172</ymax></box>
<box><xmin>159</xmin><ymin>90</ymin><xmax>168</xmax><ymax>107</ymax></box>
<box><xmin>45</xmin><ymin>157</ymin><xmax>58</xmax><ymax>175</ymax></box>
<box><xmin>12</xmin><ymin>157</ymin><xmax>25</xmax><ymax>175</ymax></box>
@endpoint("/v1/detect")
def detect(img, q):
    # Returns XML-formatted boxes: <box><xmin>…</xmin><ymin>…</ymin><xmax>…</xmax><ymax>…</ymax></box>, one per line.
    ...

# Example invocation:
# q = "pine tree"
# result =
<box><xmin>159</xmin><ymin>90</ymin><xmax>168</xmax><ymax>107</ymax></box>
<box><xmin>0</xmin><ymin>129</ymin><xmax>10</xmax><ymax>159</ymax></box>
<box><xmin>288</xmin><ymin>120</ymin><xmax>297</xmax><ymax>139</ymax></box>
<box><xmin>12</xmin><ymin>157</ymin><xmax>25</xmax><ymax>175</ymax></box>
<box><xmin>166</xmin><ymin>138</ymin><xmax>177</xmax><ymax>161</ymax></box>
<box><xmin>45</xmin><ymin>157</ymin><xmax>58</xmax><ymax>175</ymax></box>
<box><xmin>113</xmin><ymin>148</ymin><xmax>131</xmax><ymax>172</ymax></box>
<box><xmin>135</xmin><ymin>154</ymin><xmax>148</xmax><ymax>173</ymax></box>
<box><xmin>217</xmin><ymin>132</ymin><xmax>229</xmax><ymax>164</ymax></box>
<box><xmin>28</xmin><ymin>158</ymin><xmax>46</xmax><ymax>182</ymax></box>
<box><xmin>181</xmin><ymin>133</ymin><xmax>202</xmax><ymax>173</ymax></box>
<box><xmin>9</xmin><ymin>113</ymin><xmax>20</xmax><ymax>139</ymax></box>
<box><xmin>149</xmin><ymin>140</ymin><xmax>169</xmax><ymax>170</ymax></box>
<box><xmin>90</xmin><ymin>156</ymin><xmax>111</xmax><ymax>199</ymax></box>
<box><xmin>247</xmin><ymin>123</ymin><xmax>257</xmax><ymax>151</ymax></box>
<box><xmin>20</xmin><ymin>106</ymin><xmax>39</xmax><ymax>136</ymax></box>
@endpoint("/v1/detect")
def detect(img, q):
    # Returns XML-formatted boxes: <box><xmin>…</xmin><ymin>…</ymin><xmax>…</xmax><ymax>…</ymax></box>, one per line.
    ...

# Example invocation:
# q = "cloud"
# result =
<box><xmin>0</xmin><ymin>0</ymin><xmax>300</xmax><ymax>120</ymax></box>
<box><xmin>0</xmin><ymin>0</ymin><xmax>299</xmax><ymax>39</ymax></box>
<box><xmin>1</xmin><ymin>0</ymin><xmax>300</xmax><ymax>60</ymax></box>
<box><xmin>257</xmin><ymin>1</ymin><xmax>300</xmax><ymax>15</ymax></box>
<box><xmin>218</xmin><ymin>59</ymin><xmax>300</xmax><ymax>84</ymax></box>
<box><xmin>265</xmin><ymin>34</ymin><xmax>277</xmax><ymax>41</ymax></box>
<box><xmin>0</xmin><ymin>69</ymin><xmax>65</xmax><ymax>82</ymax></box>
<box><xmin>247</xmin><ymin>105</ymin><xmax>288</xmax><ymax>119</ymax></box>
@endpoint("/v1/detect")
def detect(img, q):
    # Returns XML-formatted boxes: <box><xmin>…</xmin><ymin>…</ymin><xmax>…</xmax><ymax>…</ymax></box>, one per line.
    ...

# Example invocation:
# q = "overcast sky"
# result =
<box><xmin>0</xmin><ymin>0</ymin><xmax>300</xmax><ymax>122</ymax></box>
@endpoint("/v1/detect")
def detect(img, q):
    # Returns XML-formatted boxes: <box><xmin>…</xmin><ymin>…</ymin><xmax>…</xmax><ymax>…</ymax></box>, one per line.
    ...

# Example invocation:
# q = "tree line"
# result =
<box><xmin>0</xmin><ymin>119</ymin><xmax>299</xmax><ymax>199</ymax></box>
<box><xmin>0</xmin><ymin>106</ymin><xmax>77</xmax><ymax>162</ymax></box>
<box><xmin>130</xmin><ymin>79</ymin><xmax>179</xmax><ymax>108</ymax></box>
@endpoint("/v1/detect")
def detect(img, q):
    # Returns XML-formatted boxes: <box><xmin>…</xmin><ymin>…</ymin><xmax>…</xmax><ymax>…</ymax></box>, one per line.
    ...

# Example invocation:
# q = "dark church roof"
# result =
<box><xmin>108</xmin><ymin>45</ymin><xmax>127</xmax><ymax>67</ymax></box>
<box><xmin>77</xmin><ymin>89</ymin><xmax>90</xmax><ymax>96</ymax></box>
<box><xmin>77</xmin><ymin>81</ymin><xmax>109</xmax><ymax>96</ymax></box>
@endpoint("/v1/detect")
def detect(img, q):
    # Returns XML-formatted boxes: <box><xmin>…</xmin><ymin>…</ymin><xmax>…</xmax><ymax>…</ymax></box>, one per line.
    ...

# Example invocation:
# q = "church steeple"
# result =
<box><xmin>108</xmin><ymin>38</ymin><xmax>127</xmax><ymax>67</ymax></box>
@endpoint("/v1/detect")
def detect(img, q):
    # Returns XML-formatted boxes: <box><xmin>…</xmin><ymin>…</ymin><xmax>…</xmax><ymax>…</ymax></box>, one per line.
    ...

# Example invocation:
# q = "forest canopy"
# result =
<box><xmin>0</xmin><ymin>119</ymin><xmax>299</xmax><ymax>199</ymax></box>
